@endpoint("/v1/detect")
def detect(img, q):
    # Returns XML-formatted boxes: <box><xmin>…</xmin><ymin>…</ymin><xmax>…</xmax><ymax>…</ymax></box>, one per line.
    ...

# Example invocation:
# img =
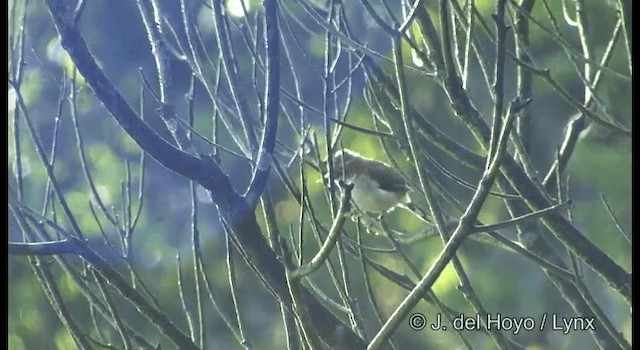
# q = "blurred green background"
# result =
<box><xmin>8</xmin><ymin>0</ymin><xmax>631</xmax><ymax>349</ymax></box>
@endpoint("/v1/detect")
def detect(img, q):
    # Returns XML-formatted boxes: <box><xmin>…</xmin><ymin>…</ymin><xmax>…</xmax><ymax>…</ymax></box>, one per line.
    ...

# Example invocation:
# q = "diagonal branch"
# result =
<box><xmin>245</xmin><ymin>0</ymin><xmax>280</xmax><ymax>207</ymax></box>
<box><xmin>43</xmin><ymin>1</ymin><xmax>365</xmax><ymax>347</ymax></box>
<box><xmin>424</xmin><ymin>0</ymin><xmax>632</xmax><ymax>304</ymax></box>
<box><xmin>44</xmin><ymin>0</ymin><xmax>240</xmax><ymax>212</ymax></box>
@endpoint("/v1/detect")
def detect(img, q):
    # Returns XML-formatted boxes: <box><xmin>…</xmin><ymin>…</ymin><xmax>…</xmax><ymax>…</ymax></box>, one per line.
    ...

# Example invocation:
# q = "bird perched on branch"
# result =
<box><xmin>329</xmin><ymin>149</ymin><xmax>412</xmax><ymax>214</ymax></box>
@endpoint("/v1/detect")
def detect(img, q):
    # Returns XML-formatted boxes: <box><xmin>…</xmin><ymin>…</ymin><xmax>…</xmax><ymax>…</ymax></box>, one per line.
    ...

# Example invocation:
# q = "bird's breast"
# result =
<box><xmin>349</xmin><ymin>174</ymin><xmax>408</xmax><ymax>212</ymax></box>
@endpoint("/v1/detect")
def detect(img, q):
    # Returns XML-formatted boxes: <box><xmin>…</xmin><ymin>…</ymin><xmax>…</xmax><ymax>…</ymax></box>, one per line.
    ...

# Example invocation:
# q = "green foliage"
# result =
<box><xmin>8</xmin><ymin>0</ymin><xmax>631</xmax><ymax>348</ymax></box>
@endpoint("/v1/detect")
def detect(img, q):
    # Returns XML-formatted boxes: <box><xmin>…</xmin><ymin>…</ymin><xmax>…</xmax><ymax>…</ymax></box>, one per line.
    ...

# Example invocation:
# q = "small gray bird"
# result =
<box><xmin>330</xmin><ymin>149</ymin><xmax>411</xmax><ymax>213</ymax></box>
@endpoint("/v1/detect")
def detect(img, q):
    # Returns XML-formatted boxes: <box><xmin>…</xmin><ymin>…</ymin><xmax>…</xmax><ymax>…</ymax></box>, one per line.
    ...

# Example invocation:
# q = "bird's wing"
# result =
<box><xmin>368</xmin><ymin>162</ymin><xmax>411</xmax><ymax>193</ymax></box>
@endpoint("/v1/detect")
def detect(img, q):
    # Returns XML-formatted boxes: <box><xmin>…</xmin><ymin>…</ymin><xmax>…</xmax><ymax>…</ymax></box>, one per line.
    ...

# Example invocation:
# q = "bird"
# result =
<box><xmin>329</xmin><ymin>149</ymin><xmax>412</xmax><ymax>213</ymax></box>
